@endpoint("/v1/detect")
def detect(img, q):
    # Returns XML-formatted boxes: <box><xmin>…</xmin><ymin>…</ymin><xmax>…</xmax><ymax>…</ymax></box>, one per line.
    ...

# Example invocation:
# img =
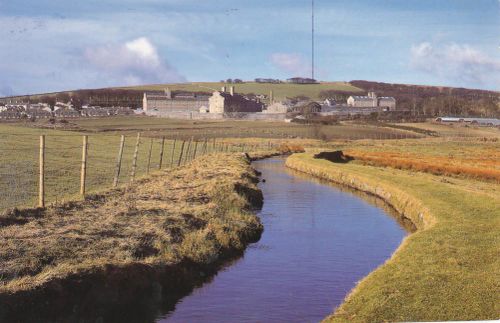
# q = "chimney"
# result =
<box><xmin>165</xmin><ymin>87</ymin><xmax>172</xmax><ymax>99</ymax></box>
<box><xmin>221</xmin><ymin>86</ymin><xmax>226</xmax><ymax>92</ymax></box>
<box><xmin>230</xmin><ymin>86</ymin><xmax>235</xmax><ymax>96</ymax></box>
<box><xmin>143</xmin><ymin>93</ymin><xmax>148</xmax><ymax>111</ymax></box>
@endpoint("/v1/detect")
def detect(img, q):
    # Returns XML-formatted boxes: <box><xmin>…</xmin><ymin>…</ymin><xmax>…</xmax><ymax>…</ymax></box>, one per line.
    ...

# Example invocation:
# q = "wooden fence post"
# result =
<box><xmin>39</xmin><ymin>135</ymin><xmax>45</xmax><ymax>208</ymax></box>
<box><xmin>80</xmin><ymin>135</ymin><xmax>88</xmax><ymax>196</ymax></box>
<box><xmin>202</xmin><ymin>138</ymin><xmax>207</xmax><ymax>155</ymax></box>
<box><xmin>130</xmin><ymin>133</ymin><xmax>141</xmax><ymax>182</ymax></box>
<box><xmin>113</xmin><ymin>135</ymin><xmax>125</xmax><ymax>187</ymax></box>
<box><xmin>146</xmin><ymin>138</ymin><xmax>153</xmax><ymax>174</ymax></box>
<box><xmin>184</xmin><ymin>137</ymin><xmax>192</xmax><ymax>164</ymax></box>
<box><xmin>159</xmin><ymin>137</ymin><xmax>165</xmax><ymax>170</ymax></box>
<box><xmin>213</xmin><ymin>138</ymin><xmax>216</xmax><ymax>152</ymax></box>
<box><xmin>177</xmin><ymin>141</ymin><xmax>185</xmax><ymax>167</ymax></box>
<box><xmin>192</xmin><ymin>140</ymin><xmax>198</xmax><ymax>160</ymax></box>
<box><xmin>170</xmin><ymin>138</ymin><xmax>177</xmax><ymax>167</ymax></box>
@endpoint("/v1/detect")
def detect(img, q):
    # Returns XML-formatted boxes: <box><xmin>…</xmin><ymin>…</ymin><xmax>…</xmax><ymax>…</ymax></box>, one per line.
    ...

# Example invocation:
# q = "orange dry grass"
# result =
<box><xmin>277</xmin><ymin>143</ymin><xmax>306</xmax><ymax>154</ymax></box>
<box><xmin>345</xmin><ymin>150</ymin><xmax>500</xmax><ymax>182</ymax></box>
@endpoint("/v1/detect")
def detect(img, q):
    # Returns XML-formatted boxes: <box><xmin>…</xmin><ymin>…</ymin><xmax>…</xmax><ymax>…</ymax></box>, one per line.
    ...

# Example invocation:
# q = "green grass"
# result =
<box><xmin>0</xmin><ymin>123</ymin><xmax>258</xmax><ymax>211</ymax></box>
<box><xmin>63</xmin><ymin>116</ymin><xmax>420</xmax><ymax>140</ymax></box>
<box><xmin>286</xmin><ymin>152</ymin><xmax>500</xmax><ymax>322</ymax></box>
<box><xmin>120</xmin><ymin>81</ymin><xmax>363</xmax><ymax>101</ymax></box>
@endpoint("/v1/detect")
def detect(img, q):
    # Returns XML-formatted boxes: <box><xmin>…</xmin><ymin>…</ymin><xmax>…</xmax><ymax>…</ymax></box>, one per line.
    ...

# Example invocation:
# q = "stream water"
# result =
<box><xmin>158</xmin><ymin>158</ymin><xmax>408</xmax><ymax>323</ymax></box>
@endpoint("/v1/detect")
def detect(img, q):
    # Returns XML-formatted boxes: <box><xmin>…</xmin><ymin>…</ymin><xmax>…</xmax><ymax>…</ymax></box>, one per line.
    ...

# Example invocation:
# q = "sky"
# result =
<box><xmin>0</xmin><ymin>0</ymin><xmax>499</xmax><ymax>96</ymax></box>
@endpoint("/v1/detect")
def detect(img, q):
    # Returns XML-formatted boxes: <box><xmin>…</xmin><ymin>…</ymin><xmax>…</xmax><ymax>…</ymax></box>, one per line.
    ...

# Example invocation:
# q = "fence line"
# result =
<box><xmin>2</xmin><ymin>133</ymin><xmax>281</xmax><ymax>212</ymax></box>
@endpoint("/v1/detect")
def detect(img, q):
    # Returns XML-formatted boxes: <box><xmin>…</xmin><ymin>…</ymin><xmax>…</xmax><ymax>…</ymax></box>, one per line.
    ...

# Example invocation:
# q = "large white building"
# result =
<box><xmin>143</xmin><ymin>88</ymin><xmax>210</xmax><ymax>113</ymax></box>
<box><xmin>347</xmin><ymin>92</ymin><xmax>396</xmax><ymax>110</ymax></box>
<box><xmin>208</xmin><ymin>86</ymin><xmax>264</xmax><ymax>114</ymax></box>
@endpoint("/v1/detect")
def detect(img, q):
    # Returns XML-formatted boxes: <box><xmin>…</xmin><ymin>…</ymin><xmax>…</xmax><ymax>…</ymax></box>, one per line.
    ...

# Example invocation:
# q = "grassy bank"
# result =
<box><xmin>286</xmin><ymin>153</ymin><xmax>499</xmax><ymax>322</ymax></box>
<box><xmin>0</xmin><ymin>153</ymin><xmax>264</xmax><ymax>321</ymax></box>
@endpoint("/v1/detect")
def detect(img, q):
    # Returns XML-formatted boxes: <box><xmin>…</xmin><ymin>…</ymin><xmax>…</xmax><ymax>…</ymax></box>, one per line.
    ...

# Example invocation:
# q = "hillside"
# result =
<box><xmin>1</xmin><ymin>81</ymin><xmax>498</xmax><ymax>117</ymax></box>
<box><xmin>0</xmin><ymin>82</ymin><xmax>363</xmax><ymax>104</ymax></box>
<box><xmin>349</xmin><ymin>80</ymin><xmax>499</xmax><ymax>117</ymax></box>
<box><xmin>119</xmin><ymin>81</ymin><xmax>364</xmax><ymax>101</ymax></box>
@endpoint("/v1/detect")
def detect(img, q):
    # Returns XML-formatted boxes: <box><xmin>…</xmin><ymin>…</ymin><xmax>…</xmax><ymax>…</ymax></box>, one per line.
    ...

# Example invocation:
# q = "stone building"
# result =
<box><xmin>289</xmin><ymin>101</ymin><xmax>322</xmax><ymax>114</ymax></box>
<box><xmin>263</xmin><ymin>102</ymin><xmax>290</xmax><ymax>114</ymax></box>
<box><xmin>143</xmin><ymin>88</ymin><xmax>210</xmax><ymax>114</ymax></box>
<box><xmin>286</xmin><ymin>77</ymin><xmax>318</xmax><ymax>84</ymax></box>
<box><xmin>347</xmin><ymin>92</ymin><xmax>396</xmax><ymax>110</ymax></box>
<box><xmin>209</xmin><ymin>86</ymin><xmax>264</xmax><ymax>114</ymax></box>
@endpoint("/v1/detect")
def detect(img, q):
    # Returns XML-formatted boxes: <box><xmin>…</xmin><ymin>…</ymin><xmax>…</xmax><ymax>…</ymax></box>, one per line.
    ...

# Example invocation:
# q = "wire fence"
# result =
<box><xmin>0</xmin><ymin>133</ymin><xmax>277</xmax><ymax>212</ymax></box>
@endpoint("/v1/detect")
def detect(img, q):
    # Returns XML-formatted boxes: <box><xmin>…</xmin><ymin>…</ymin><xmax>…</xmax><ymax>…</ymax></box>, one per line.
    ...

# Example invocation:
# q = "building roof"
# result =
<box><xmin>437</xmin><ymin>117</ymin><xmax>500</xmax><ymax>125</ymax></box>
<box><xmin>350</xmin><ymin>96</ymin><xmax>375</xmax><ymax>100</ymax></box>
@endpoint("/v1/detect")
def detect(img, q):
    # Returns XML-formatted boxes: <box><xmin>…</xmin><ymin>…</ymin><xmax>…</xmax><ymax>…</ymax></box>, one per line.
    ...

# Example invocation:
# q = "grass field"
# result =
<box><xmin>1</xmin><ymin>118</ymin><xmax>497</xmax><ymax>211</ymax></box>
<box><xmin>0</xmin><ymin>118</ymin><xmax>430</xmax><ymax>211</ymax></box>
<box><xmin>0</xmin><ymin>122</ymin><xmax>280</xmax><ymax>211</ymax></box>
<box><xmin>286</xmin><ymin>145</ymin><xmax>500</xmax><ymax>322</ymax></box>
<box><xmin>51</xmin><ymin>116</ymin><xmax>424</xmax><ymax>140</ymax></box>
<box><xmin>120</xmin><ymin>81</ymin><xmax>364</xmax><ymax>101</ymax></box>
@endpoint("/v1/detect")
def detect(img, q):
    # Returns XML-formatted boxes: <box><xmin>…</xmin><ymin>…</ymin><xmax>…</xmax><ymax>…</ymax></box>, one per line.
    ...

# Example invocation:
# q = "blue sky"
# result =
<box><xmin>0</xmin><ymin>0</ymin><xmax>499</xmax><ymax>95</ymax></box>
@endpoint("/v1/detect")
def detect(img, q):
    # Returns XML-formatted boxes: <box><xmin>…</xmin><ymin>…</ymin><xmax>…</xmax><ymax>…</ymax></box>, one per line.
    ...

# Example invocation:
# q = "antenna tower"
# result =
<box><xmin>312</xmin><ymin>0</ymin><xmax>315</xmax><ymax>80</ymax></box>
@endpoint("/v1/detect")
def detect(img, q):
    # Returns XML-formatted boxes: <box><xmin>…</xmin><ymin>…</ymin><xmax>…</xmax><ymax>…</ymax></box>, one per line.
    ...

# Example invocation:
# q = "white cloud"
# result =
<box><xmin>410</xmin><ymin>42</ymin><xmax>500</xmax><ymax>88</ymax></box>
<box><xmin>269</xmin><ymin>53</ymin><xmax>311</xmax><ymax>77</ymax></box>
<box><xmin>84</xmin><ymin>37</ymin><xmax>186</xmax><ymax>85</ymax></box>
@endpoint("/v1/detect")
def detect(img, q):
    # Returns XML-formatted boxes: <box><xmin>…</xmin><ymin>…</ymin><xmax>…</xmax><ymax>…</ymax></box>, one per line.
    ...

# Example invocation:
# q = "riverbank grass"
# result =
<box><xmin>286</xmin><ymin>153</ymin><xmax>499</xmax><ymax>322</ymax></box>
<box><xmin>0</xmin><ymin>153</ymin><xmax>263</xmax><ymax>295</ymax></box>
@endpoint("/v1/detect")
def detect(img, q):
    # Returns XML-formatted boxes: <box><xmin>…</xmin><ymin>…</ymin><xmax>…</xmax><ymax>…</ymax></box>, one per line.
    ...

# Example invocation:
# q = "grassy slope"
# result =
<box><xmin>0</xmin><ymin>153</ymin><xmax>263</xmax><ymax>294</ymax></box>
<box><xmin>120</xmin><ymin>82</ymin><xmax>363</xmax><ymax>101</ymax></box>
<box><xmin>286</xmin><ymin>153</ymin><xmax>499</xmax><ymax>322</ymax></box>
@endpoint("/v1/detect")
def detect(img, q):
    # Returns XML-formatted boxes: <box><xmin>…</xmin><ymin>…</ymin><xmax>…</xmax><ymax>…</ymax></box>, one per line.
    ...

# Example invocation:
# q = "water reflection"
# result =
<box><xmin>159</xmin><ymin>158</ymin><xmax>408</xmax><ymax>323</ymax></box>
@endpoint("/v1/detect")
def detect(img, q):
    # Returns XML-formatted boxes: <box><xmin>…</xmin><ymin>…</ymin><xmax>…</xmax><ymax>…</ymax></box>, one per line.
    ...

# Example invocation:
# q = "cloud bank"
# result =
<box><xmin>410</xmin><ymin>42</ymin><xmax>500</xmax><ymax>88</ymax></box>
<box><xmin>84</xmin><ymin>37</ymin><xmax>186</xmax><ymax>85</ymax></box>
<box><xmin>270</xmin><ymin>53</ymin><xmax>311</xmax><ymax>77</ymax></box>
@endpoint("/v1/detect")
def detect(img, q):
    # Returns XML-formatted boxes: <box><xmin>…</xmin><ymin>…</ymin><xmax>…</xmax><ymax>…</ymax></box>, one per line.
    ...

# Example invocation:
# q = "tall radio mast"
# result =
<box><xmin>311</xmin><ymin>0</ymin><xmax>315</xmax><ymax>80</ymax></box>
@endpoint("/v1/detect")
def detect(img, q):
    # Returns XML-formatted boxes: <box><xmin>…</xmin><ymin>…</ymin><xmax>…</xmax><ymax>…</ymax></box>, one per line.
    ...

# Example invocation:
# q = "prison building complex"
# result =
<box><xmin>209</xmin><ymin>86</ymin><xmax>264</xmax><ymax>113</ymax></box>
<box><xmin>347</xmin><ymin>92</ymin><xmax>396</xmax><ymax>110</ymax></box>
<box><xmin>143</xmin><ymin>88</ymin><xmax>210</xmax><ymax>113</ymax></box>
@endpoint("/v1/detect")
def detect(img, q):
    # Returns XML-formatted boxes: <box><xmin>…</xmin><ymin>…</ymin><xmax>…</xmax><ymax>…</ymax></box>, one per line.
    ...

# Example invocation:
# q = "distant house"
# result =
<box><xmin>263</xmin><ymin>102</ymin><xmax>290</xmax><ymax>114</ymax></box>
<box><xmin>286</xmin><ymin>77</ymin><xmax>318</xmax><ymax>84</ymax></box>
<box><xmin>255</xmin><ymin>78</ymin><xmax>281</xmax><ymax>84</ymax></box>
<box><xmin>25</xmin><ymin>108</ymin><xmax>52</xmax><ymax>118</ymax></box>
<box><xmin>54</xmin><ymin>108</ymin><xmax>80</xmax><ymax>118</ymax></box>
<box><xmin>209</xmin><ymin>86</ymin><xmax>264</xmax><ymax>113</ymax></box>
<box><xmin>347</xmin><ymin>92</ymin><xmax>396</xmax><ymax>110</ymax></box>
<box><xmin>435</xmin><ymin>117</ymin><xmax>500</xmax><ymax>127</ymax></box>
<box><xmin>289</xmin><ymin>101</ymin><xmax>322</xmax><ymax>114</ymax></box>
<box><xmin>323</xmin><ymin>98</ymin><xmax>336</xmax><ymax>107</ymax></box>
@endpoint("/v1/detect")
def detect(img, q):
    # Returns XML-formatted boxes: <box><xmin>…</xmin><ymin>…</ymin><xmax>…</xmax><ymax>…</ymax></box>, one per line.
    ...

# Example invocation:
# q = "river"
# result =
<box><xmin>158</xmin><ymin>158</ymin><xmax>408</xmax><ymax>323</ymax></box>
